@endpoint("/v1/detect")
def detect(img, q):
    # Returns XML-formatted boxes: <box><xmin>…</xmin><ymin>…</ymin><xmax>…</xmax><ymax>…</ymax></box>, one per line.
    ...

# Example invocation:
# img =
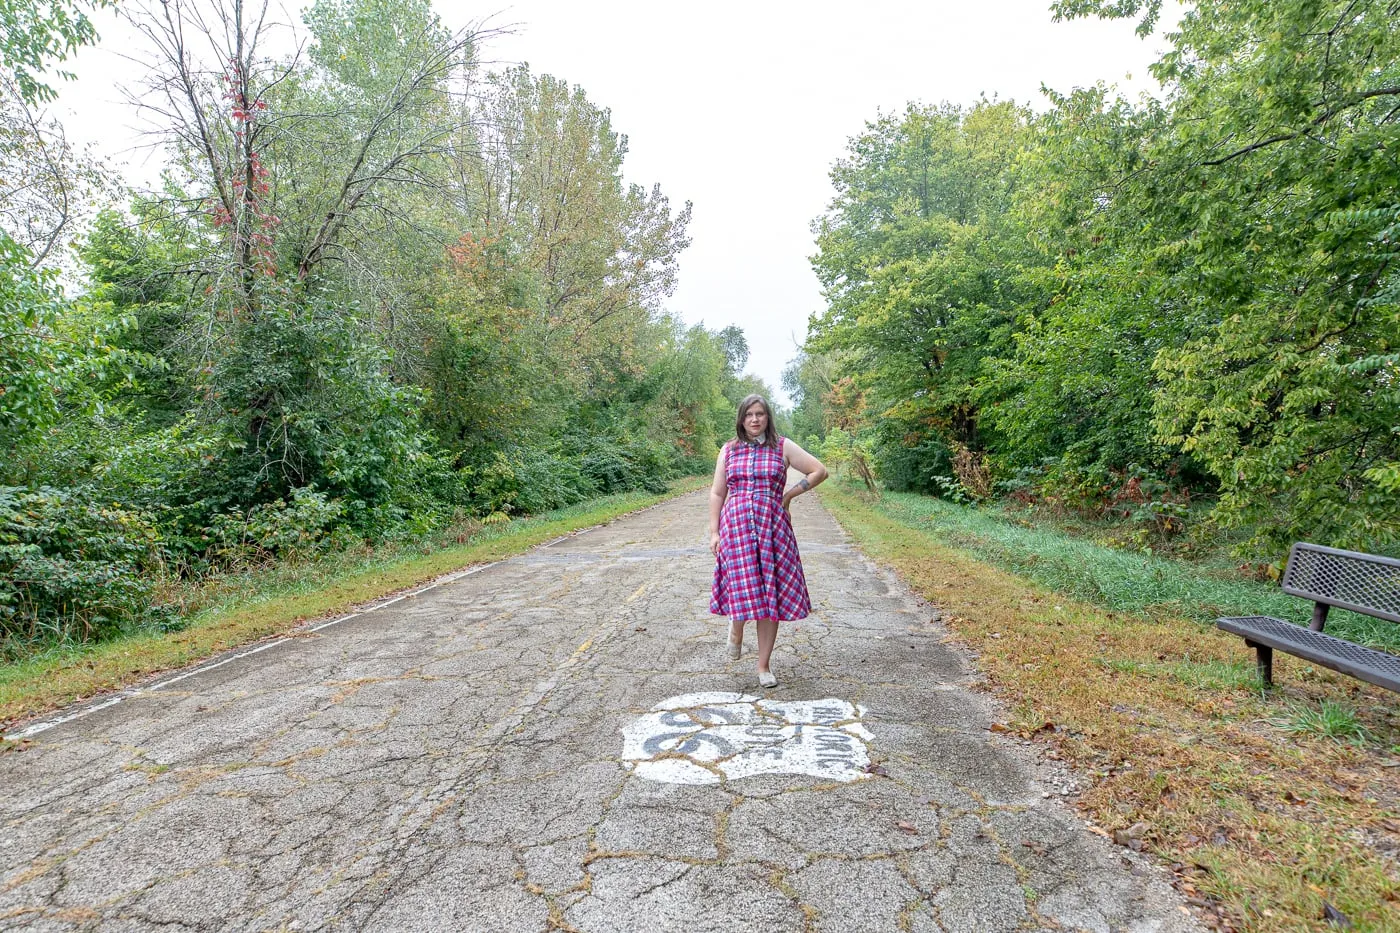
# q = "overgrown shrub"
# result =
<box><xmin>0</xmin><ymin>486</ymin><xmax>169</xmax><ymax>651</ymax></box>
<box><xmin>201</xmin><ymin>302</ymin><xmax>434</xmax><ymax>528</ymax></box>
<box><xmin>868</xmin><ymin>430</ymin><xmax>950</xmax><ymax>495</ymax></box>
<box><xmin>579</xmin><ymin>441</ymin><xmax>638</xmax><ymax>494</ymax></box>
<box><xmin>1002</xmin><ymin>459</ymin><xmax>1196</xmax><ymax>548</ymax></box>
<box><xmin>27</xmin><ymin>412</ymin><xmax>227</xmax><ymax>566</ymax></box>
<box><xmin>820</xmin><ymin>429</ymin><xmax>879</xmax><ymax>492</ymax></box>
<box><xmin>578</xmin><ymin>434</ymin><xmax>674</xmax><ymax>495</ymax></box>
<box><xmin>467</xmin><ymin>446</ymin><xmax>595</xmax><ymax>516</ymax></box>
<box><xmin>617</xmin><ymin>435</ymin><xmax>675</xmax><ymax>493</ymax></box>
<box><xmin>206</xmin><ymin>487</ymin><xmax>345</xmax><ymax>568</ymax></box>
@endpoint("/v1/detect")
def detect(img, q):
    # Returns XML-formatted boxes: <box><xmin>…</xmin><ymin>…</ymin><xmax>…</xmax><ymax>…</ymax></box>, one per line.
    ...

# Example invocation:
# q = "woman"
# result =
<box><xmin>709</xmin><ymin>394</ymin><xmax>828</xmax><ymax>687</ymax></box>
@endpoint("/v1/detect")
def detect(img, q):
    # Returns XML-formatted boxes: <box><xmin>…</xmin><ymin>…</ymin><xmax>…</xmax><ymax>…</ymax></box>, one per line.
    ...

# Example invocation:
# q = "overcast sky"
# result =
<box><xmin>54</xmin><ymin>0</ymin><xmax>1178</xmax><ymax>405</ymax></box>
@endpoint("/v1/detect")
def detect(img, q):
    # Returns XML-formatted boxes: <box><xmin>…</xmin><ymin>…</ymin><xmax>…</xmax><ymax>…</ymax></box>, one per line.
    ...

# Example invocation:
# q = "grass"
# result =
<box><xmin>1102</xmin><ymin>655</ymin><xmax>1267</xmax><ymax>692</ymax></box>
<box><xmin>0</xmin><ymin>477</ymin><xmax>710</xmax><ymax>730</ymax></box>
<box><xmin>1271</xmin><ymin>701</ymin><xmax>1377</xmax><ymax>747</ymax></box>
<box><xmin>871</xmin><ymin>490</ymin><xmax>1399</xmax><ymax>651</ymax></box>
<box><xmin>817</xmin><ymin>482</ymin><xmax>1400</xmax><ymax>933</ymax></box>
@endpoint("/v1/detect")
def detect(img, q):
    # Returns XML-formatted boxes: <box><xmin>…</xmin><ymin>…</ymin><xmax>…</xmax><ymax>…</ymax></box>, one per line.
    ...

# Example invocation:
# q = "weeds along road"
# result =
<box><xmin>0</xmin><ymin>486</ymin><xmax>1201</xmax><ymax>932</ymax></box>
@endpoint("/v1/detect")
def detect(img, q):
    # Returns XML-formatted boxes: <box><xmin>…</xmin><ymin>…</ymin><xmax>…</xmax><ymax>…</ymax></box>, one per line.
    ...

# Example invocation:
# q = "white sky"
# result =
<box><xmin>52</xmin><ymin>0</ymin><xmax>1178</xmax><ymax>405</ymax></box>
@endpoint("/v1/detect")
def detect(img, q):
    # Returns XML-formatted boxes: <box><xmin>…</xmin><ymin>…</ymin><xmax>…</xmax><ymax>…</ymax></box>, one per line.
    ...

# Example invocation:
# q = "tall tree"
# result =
<box><xmin>0</xmin><ymin>71</ymin><xmax>106</xmax><ymax>267</ymax></box>
<box><xmin>456</xmin><ymin>67</ymin><xmax>691</xmax><ymax>397</ymax></box>
<box><xmin>981</xmin><ymin>87</ymin><xmax>1180</xmax><ymax>476</ymax></box>
<box><xmin>809</xmin><ymin>99</ymin><xmax>1045</xmax><ymax>492</ymax></box>
<box><xmin>1057</xmin><ymin>0</ymin><xmax>1400</xmax><ymax>551</ymax></box>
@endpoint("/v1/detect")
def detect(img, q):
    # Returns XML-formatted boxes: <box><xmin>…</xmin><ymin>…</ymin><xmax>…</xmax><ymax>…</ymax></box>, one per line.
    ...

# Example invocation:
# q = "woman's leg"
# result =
<box><xmin>728</xmin><ymin>618</ymin><xmax>744</xmax><ymax>648</ymax></box>
<box><xmin>755</xmin><ymin>619</ymin><xmax>778</xmax><ymax>672</ymax></box>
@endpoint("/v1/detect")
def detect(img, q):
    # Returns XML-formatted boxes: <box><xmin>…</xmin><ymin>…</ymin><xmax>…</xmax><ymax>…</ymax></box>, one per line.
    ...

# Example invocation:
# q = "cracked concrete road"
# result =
<box><xmin>1</xmin><ymin>487</ymin><xmax>1202</xmax><ymax>932</ymax></box>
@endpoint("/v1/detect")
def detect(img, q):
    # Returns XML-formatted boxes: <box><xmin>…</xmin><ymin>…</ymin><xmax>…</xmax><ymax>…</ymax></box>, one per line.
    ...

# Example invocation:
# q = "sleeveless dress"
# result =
<box><xmin>710</xmin><ymin>436</ymin><xmax>812</xmax><ymax>622</ymax></box>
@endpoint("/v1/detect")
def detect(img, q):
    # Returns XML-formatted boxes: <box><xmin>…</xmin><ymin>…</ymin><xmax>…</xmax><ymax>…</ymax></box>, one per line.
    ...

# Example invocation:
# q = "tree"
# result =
<box><xmin>780</xmin><ymin>349</ymin><xmax>835</xmax><ymax>444</ymax></box>
<box><xmin>79</xmin><ymin>0</ymin><xmax>490</xmax><ymax>520</ymax></box>
<box><xmin>717</xmin><ymin>324</ymin><xmax>749</xmax><ymax>375</ymax></box>
<box><xmin>454</xmin><ymin>67</ymin><xmax>691</xmax><ymax>398</ymax></box>
<box><xmin>0</xmin><ymin>0</ymin><xmax>109</xmax><ymax>104</ymax></box>
<box><xmin>1059</xmin><ymin>0</ymin><xmax>1400</xmax><ymax>552</ymax></box>
<box><xmin>980</xmin><ymin>86</ymin><xmax>1182</xmax><ymax>477</ymax></box>
<box><xmin>808</xmin><ymin>99</ymin><xmax>1045</xmax><ymax>493</ymax></box>
<box><xmin>123</xmin><ymin>0</ymin><xmax>484</xmax><ymax>307</ymax></box>
<box><xmin>656</xmin><ymin>323</ymin><xmax>728</xmax><ymax>455</ymax></box>
<box><xmin>0</xmin><ymin>71</ymin><xmax>107</xmax><ymax>267</ymax></box>
<box><xmin>0</xmin><ymin>236</ymin><xmax>91</xmax><ymax>471</ymax></box>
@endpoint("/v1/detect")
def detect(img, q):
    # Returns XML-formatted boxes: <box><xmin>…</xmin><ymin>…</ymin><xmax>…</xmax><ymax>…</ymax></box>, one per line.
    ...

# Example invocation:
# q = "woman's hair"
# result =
<box><xmin>734</xmin><ymin>394</ymin><xmax>778</xmax><ymax>448</ymax></box>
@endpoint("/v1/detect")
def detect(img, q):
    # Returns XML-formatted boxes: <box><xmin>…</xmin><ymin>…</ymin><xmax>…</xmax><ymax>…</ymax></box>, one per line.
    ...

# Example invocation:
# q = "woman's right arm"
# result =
<box><xmin>709</xmin><ymin>445</ymin><xmax>727</xmax><ymax>556</ymax></box>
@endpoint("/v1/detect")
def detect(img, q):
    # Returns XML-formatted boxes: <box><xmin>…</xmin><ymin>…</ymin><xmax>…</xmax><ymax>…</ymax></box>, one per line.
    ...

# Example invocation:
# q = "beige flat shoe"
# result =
<box><xmin>758</xmin><ymin>670</ymin><xmax>777</xmax><ymax>689</ymax></box>
<box><xmin>726</xmin><ymin>638</ymin><xmax>742</xmax><ymax>660</ymax></box>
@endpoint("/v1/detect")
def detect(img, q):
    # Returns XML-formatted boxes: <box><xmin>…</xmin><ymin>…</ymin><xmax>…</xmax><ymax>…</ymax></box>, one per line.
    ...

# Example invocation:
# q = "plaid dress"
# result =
<box><xmin>710</xmin><ymin>436</ymin><xmax>811</xmax><ymax>622</ymax></box>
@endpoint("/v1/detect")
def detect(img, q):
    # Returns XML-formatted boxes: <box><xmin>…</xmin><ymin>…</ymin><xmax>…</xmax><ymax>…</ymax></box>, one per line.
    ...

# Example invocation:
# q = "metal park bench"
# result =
<box><xmin>1217</xmin><ymin>543</ymin><xmax>1400</xmax><ymax>692</ymax></box>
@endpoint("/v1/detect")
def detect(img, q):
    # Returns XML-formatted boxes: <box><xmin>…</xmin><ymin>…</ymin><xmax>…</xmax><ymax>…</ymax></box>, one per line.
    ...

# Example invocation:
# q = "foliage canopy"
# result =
<box><xmin>0</xmin><ymin>0</ymin><xmax>766</xmax><ymax>654</ymax></box>
<box><xmin>804</xmin><ymin>0</ymin><xmax>1400</xmax><ymax>557</ymax></box>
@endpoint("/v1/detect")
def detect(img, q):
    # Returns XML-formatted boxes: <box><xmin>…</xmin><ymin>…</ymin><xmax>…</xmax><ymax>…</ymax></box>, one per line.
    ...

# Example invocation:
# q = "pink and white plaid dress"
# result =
<box><xmin>710</xmin><ymin>436</ymin><xmax>811</xmax><ymax>622</ymax></box>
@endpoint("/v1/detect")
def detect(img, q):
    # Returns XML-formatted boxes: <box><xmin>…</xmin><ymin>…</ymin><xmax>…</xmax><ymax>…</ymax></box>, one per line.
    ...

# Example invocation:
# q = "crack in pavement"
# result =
<box><xmin>0</xmin><ymin>487</ymin><xmax>1204</xmax><ymax>932</ymax></box>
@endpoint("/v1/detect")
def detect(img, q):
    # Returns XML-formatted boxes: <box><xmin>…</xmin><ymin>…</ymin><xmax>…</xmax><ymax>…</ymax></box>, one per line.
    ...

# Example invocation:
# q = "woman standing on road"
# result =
<box><xmin>710</xmin><ymin>394</ymin><xmax>828</xmax><ymax>688</ymax></box>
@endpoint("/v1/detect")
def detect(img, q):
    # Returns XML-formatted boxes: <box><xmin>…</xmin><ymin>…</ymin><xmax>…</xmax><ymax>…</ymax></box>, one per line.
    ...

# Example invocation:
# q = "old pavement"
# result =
<box><xmin>1</xmin><ymin>486</ymin><xmax>1201</xmax><ymax>932</ymax></box>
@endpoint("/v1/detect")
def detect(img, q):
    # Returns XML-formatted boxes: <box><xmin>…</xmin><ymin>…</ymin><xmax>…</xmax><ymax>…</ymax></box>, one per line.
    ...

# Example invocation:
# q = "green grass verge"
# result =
<box><xmin>0</xmin><ymin>477</ymin><xmax>709</xmax><ymax>728</ymax></box>
<box><xmin>816</xmin><ymin>483</ymin><xmax>1400</xmax><ymax>933</ymax></box>
<box><xmin>869</xmin><ymin>489</ymin><xmax>1399</xmax><ymax>651</ymax></box>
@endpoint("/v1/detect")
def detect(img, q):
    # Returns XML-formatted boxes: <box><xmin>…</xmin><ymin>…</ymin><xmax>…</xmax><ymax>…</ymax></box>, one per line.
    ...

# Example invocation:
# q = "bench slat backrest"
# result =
<box><xmin>1282</xmin><ymin>543</ymin><xmax>1400</xmax><ymax>624</ymax></box>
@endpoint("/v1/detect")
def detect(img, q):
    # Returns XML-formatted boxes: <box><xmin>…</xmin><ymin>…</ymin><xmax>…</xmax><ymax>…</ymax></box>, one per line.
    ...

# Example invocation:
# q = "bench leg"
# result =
<box><xmin>1245</xmin><ymin>640</ymin><xmax>1273</xmax><ymax>687</ymax></box>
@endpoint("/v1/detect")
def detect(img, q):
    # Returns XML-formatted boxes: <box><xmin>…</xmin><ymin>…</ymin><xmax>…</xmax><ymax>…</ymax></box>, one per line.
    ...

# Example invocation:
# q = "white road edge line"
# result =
<box><xmin>0</xmin><ymin>491</ymin><xmax>697</xmax><ymax>743</ymax></box>
<box><xmin>2</xmin><ymin>561</ymin><xmax>500</xmax><ymax>742</ymax></box>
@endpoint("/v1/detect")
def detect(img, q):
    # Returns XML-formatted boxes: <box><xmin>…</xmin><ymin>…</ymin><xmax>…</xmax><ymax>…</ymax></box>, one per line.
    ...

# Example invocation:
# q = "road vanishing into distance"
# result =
<box><xmin>1</xmin><ymin>487</ymin><xmax>1201</xmax><ymax>932</ymax></box>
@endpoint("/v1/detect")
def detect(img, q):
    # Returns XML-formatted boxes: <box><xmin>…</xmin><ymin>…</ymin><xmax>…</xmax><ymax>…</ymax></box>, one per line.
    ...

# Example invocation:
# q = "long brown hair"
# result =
<box><xmin>734</xmin><ymin>394</ymin><xmax>778</xmax><ymax>448</ymax></box>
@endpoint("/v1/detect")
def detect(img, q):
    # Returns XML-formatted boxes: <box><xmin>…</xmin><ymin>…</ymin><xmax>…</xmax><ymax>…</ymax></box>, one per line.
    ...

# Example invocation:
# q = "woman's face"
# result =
<box><xmin>743</xmin><ymin>402</ymin><xmax>768</xmax><ymax>438</ymax></box>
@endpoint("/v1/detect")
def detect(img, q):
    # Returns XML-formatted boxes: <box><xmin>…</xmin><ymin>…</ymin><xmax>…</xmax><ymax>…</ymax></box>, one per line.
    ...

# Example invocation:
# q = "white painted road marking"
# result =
<box><xmin>0</xmin><ymin>505</ymin><xmax>670</xmax><ymax>744</ymax></box>
<box><xmin>0</xmin><ymin>495</ymin><xmax>698</xmax><ymax>745</ymax></box>
<box><xmin>621</xmin><ymin>691</ymin><xmax>875</xmax><ymax>784</ymax></box>
<box><xmin>2</xmin><ymin>561</ymin><xmax>498</xmax><ymax>741</ymax></box>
